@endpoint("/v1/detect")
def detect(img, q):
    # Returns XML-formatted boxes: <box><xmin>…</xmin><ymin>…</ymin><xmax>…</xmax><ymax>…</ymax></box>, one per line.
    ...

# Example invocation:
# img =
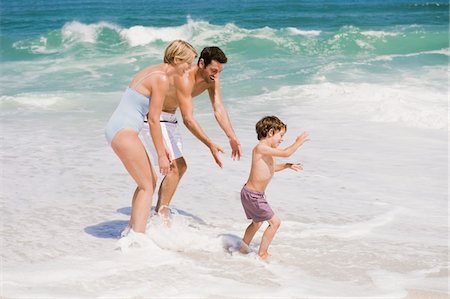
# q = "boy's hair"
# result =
<box><xmin>256</xmin><ymin>116</ymin><xmax>287</xmax><ymax>140</ymax></box>
<box><xmin>164</xmin><ymin>40</ymin><xmax>198</xmax><ymax>64</ymax></box>
<box><xmin>198</xmin><ymin>47</ymin><xmax>228</xmax><ymax>66</ymax></box>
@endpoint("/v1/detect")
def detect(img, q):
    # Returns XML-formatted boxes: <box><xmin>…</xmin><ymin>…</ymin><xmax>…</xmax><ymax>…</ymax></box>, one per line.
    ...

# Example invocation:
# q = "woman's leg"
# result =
<box><xmin>112</xmin><ymin>129</ymin><xmax>157</xmax><ymax>233</ymax></box>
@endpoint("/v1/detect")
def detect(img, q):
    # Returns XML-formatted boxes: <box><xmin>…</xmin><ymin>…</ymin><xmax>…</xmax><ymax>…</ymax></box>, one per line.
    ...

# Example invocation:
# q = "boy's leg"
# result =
<box><xmin>258</xmin><ymin>215</ymin><xmax>281</xmax><ymax>259</ymax></box>
<box><xmin>240</xmin><ymin>221</ymin><xmax>262</xmax><ymax>254</ymax></box>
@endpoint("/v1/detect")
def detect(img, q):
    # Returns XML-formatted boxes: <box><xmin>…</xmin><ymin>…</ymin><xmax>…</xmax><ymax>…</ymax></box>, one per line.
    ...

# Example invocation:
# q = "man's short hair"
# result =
<box><xmin>198</xmin><ymin>47</ymin><xmax>227</xmax><ymax>66</ymax></box>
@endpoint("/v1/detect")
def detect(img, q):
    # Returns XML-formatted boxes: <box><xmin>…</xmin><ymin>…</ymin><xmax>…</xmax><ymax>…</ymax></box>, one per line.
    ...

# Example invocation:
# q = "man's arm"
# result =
<box><xmin>207</xmin><ymin>80</ymin><xmax>241</xmax><ymax>160</ymax></box>
<box><xmin>175</xmin><ymin>75</ymin><xmax>224</xmax><ymax>168</ymax></box>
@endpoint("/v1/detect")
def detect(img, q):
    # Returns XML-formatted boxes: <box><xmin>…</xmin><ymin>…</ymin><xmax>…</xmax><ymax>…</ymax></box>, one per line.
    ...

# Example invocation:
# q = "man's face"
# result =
<box><xmin>201</xmin><ymin>59</ymin><xmax>224</xmax><ymax>83</ymax></box>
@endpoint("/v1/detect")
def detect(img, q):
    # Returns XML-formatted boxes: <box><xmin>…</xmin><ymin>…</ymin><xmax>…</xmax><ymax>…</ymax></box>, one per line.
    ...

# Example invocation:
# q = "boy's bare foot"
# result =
<box><xmin>239</xmin><ymin>241</ymin><xmax>251</xmax><ymax>254</ymax></box>
<box><xmin>258</xmin><ymin>252</ymin><xmax>271</xmax><ymax>260</ymax></box>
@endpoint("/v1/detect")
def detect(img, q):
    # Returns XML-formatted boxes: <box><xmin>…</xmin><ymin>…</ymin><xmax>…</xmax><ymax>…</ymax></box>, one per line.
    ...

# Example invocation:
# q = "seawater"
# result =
<box><xmin>1</xmin><ymin>0</ymin><xmax>448</xmax><ymax>298</ymax></box>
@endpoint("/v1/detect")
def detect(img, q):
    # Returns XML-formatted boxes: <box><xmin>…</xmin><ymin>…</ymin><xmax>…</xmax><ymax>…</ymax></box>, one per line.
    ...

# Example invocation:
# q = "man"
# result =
<box><xmin>139</xmin><ymin>46</ymin><xmax>241</xmax><ymax>218</ymax></box>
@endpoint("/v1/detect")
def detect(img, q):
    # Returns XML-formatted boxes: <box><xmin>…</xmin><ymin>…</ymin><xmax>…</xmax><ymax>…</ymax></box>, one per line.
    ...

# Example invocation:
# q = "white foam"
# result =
<box><xmin>361</xmin><ymin>30</ymin><xmax>399</xmax><ymax>38</ymax></box>
<box><xmin>258</xmin><ymin>73</ymin><xmax>448</xmax><ymax>130</ymax></box>
<box><xmin>51</xmin><ymin>18</ymin><xmax>308</xmax><ymax>51</ymax></box>
<box><xmin>28</xmin><ymin>37</ymin><xmax>61</xmax><ymax>54</ymax></box>
<box><xmin>286</xmin><ymin>27</ymin><xmax>321</xmax><ymax>37</ymax></box>
<box><xmin>373</xmin><ymin>48</ymin><xmax>450</xmax><ymax>61</ymax></box>
<box><xmin>118</xmin><ymin>16</ymin><xmax>233</xmax><ymax>47</ymax></box>
<box><xmin>296</xmin><ymin>209</ymin><xmax>400</xmax><ymax>239</ymax></box>
<box><xmin>61</xmin><ymin>21</ymin><xmax>120</xmax><ymax>44</ymax></box>
<box><xmin>145</xmin><ymin>212</ymin><xmax>222</xmax><ymax>252</ymax></box>
<box><xmin>356</xmin><ymin>39</ymin><xmax>375</xmax><ymax>50</ymax></box>
<box><xmin>12</xmin><ymin>39</ymin><xmax>59</xmax><ymax>55</ymax></box>
<box><xmin>0</xmin><ymin>92</ymin><xmax>78</xmax><ymax>111</ymax></box>
<box><xmin>120</xmin><ymin>23</ymin><xmax>194</xmax><ymax>47</ymax></box>
<box><xmin>117</xmin><ymin>228</ymin><xmax>164</xmax><ymax>253</ymax></box>
<box><xmin>368</xmin><ymin>268</ymin><xmax>449</xmax><ymax>295</ymax></box>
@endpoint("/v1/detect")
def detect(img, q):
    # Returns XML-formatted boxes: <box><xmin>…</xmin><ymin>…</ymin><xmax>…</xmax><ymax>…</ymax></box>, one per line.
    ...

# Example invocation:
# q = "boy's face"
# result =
<box><xmin>269</xmin><ymin>128</ymin><xmax>285</xmax><ymax>148</ymax></box>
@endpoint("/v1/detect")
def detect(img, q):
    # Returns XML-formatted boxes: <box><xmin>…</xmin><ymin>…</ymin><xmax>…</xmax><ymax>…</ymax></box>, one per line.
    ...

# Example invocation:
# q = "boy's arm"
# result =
<box><xmin>207</xmin><ymin>81</ymin><xmax>241</xmax><ymax>160</ymax></box>
<box><xmin>258</xmin><ymin>132</ymin><xmax>309</xmax><ymax>158</ymax></box>
<box><xmin>275</xmin><ymin>163</ymin><xmax>304</xmax><ymax>172</ymax></box>
<box><xmin>175</xmin><ymin>76</ymin><xmax>224</xmax><ymax>168</ymax></box>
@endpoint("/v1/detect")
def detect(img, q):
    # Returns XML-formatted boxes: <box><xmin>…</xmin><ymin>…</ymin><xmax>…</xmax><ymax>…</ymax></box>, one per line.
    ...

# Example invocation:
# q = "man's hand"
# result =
<box><xmin>209</xmin><ymin>143</ymin><xmax>225</xmax><ymax>168</ymax></box>
<box><xmin>229</xmin><ymin>138</ymin><xmax>241</xmax><ymax>161</ymax></box>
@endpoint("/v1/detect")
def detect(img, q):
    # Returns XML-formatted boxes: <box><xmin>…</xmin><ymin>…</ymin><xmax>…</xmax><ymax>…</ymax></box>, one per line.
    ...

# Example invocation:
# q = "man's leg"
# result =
<box><xmin>155</xmin><ymin>157</ymin><xmax>187</xmax><ymax>218</ymax></box>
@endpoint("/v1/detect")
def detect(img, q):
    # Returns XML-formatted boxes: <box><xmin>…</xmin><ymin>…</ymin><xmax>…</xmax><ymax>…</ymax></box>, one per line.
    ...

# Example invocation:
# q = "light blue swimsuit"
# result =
<box><xmin>105</xmin><ymin>71</ymin><xmax>163</xmax><ymax>145</ymax></box>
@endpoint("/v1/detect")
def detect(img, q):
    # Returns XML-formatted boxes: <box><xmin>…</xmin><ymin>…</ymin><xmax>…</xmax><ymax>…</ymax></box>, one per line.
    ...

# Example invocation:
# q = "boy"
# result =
<box><xmin>239</xmin><ymin>116</ymin><xmax>309</xmax><ymax>259</ymax></box>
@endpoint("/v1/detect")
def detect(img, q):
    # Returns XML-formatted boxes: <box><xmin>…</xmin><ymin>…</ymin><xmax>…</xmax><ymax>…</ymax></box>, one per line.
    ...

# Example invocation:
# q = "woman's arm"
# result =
<box><xmin>148</xmin><ymin>75</ymin><xmax>171</xmax><ymax>175</ymax></box>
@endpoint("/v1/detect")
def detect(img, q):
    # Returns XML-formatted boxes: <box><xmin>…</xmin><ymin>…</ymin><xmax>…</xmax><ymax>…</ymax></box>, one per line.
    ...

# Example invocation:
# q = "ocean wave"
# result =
<box><xmin>119</xmin><ymin>18</ymin><xmax>198</xmax><ymax>47</ymax></box>
<box><xmin>0</xmin><ymin>90</ymin><xmax>135</xmax><ymax>120</ymax></box>
<box><xmin>255</xmin><ymin>72</ymin><xmax>448</xmax><ymax>130</ymax></box>
<box><xmin>361</xmin><ymin>30</ymin><xmax>400</xmax><ymax>38</ymax></box>
<box><xmin>370</xmin><ymin>48</ymin><xmax>450</xmax><ymax>61</ymax></box>
<box><xmin>0</xmin><ymin>92</ymin><xmax>101</xmax><ymax>113</ymax></box>
<box><xmin>286</xmin><ymin>27</ymin><xmax>322</xmax><ymax>37</ymax></box>
<box><xmin>283</xmin><ymin>209</ymin><xmax>401</xmax><ymax>239</ymax></box>
<box><xmin>62</xmin><ymin>21</ymin><xmax>121</xmax><ymax>44</ymax></box>
<box><xmin>7</xmin><ymin>18</ymin><xmax>448</xmax><ymax>59</ymax></box>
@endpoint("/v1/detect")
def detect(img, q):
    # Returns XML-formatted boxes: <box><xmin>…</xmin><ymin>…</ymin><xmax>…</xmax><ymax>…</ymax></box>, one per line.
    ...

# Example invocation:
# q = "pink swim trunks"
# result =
<box><xmin>240</xmin><ymin>185</ymin><xmax>274</xmax><ymax>223</ymax></box>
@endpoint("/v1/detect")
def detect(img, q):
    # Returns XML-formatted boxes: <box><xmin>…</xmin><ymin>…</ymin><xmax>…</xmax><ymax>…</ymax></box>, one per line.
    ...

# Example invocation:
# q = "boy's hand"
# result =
<box><xmin>296</xmin><ymin>132</ymin><xmax>309</xmax><ymax>145</ymax></box>
<box><xmin>288</xmin><ymin>163</ymin><xmax>304</xmax><ymax>171</ymax></box>
<box><xmin>209</xmin><ymin>143</ymin><xmax>224</xmax><ymax>168</ymax></box>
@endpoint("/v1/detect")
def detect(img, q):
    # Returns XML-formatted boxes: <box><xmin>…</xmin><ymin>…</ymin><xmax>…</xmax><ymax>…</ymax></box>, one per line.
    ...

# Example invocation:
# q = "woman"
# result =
<box><xmin>105</xmin><ymin>40</ymin><xmax>198</xmax><ymax>234</ymax></box>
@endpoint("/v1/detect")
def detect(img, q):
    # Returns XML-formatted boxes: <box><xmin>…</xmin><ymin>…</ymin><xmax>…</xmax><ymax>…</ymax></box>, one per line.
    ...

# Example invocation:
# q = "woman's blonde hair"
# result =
<box><xmin>163</xmin><ymin>40</ymin><xmax>198</xmax><ymax>64</ymax></box>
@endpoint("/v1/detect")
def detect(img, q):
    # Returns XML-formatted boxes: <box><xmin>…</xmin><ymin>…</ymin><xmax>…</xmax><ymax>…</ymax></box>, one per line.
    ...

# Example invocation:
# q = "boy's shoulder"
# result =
<box><xmin>253</xmin><ymin>142</ymin><xmax>270</xmax><ymax>155</ymax></box>
<box><xmin>253</xmin><ymin>141</ymin><xmax>263</xmax><ymax>150</ymax></box>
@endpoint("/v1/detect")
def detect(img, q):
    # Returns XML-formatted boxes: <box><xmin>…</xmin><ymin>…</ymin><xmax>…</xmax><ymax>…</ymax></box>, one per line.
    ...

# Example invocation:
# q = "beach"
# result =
<box><xmin>1</xmin><ymin>0</ymin><xmax>448</xmax><ymax>298</ymax></box>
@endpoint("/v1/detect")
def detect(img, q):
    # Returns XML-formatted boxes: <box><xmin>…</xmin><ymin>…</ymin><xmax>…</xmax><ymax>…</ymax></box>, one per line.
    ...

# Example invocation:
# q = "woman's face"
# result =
<box><xmin>174</xmin><ymin>58</ymin><xmax>194</xmax><ymax>75</ymax></box>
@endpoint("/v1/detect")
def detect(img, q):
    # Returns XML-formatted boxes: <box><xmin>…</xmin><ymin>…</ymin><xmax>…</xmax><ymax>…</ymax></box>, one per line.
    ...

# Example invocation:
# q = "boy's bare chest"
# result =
<box><xmin>262</xmin><ymin>156</ymin><xmax>275</xmax><ymax>172</ymax></box>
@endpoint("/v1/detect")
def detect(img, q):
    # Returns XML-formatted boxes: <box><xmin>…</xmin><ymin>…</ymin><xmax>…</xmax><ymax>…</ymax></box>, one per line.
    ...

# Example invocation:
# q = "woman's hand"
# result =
<box><xmin>158</xmin><ymin>153</ymin><xmax>171</xmax><ymax>175</ymax></box>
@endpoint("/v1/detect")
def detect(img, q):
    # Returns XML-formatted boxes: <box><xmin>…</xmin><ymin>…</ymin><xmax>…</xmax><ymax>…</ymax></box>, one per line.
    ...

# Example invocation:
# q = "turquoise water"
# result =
<box><xmin>1</xmin><ymin>0</ymin><xmax>448</xmax><ymax>97</ymax></box>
